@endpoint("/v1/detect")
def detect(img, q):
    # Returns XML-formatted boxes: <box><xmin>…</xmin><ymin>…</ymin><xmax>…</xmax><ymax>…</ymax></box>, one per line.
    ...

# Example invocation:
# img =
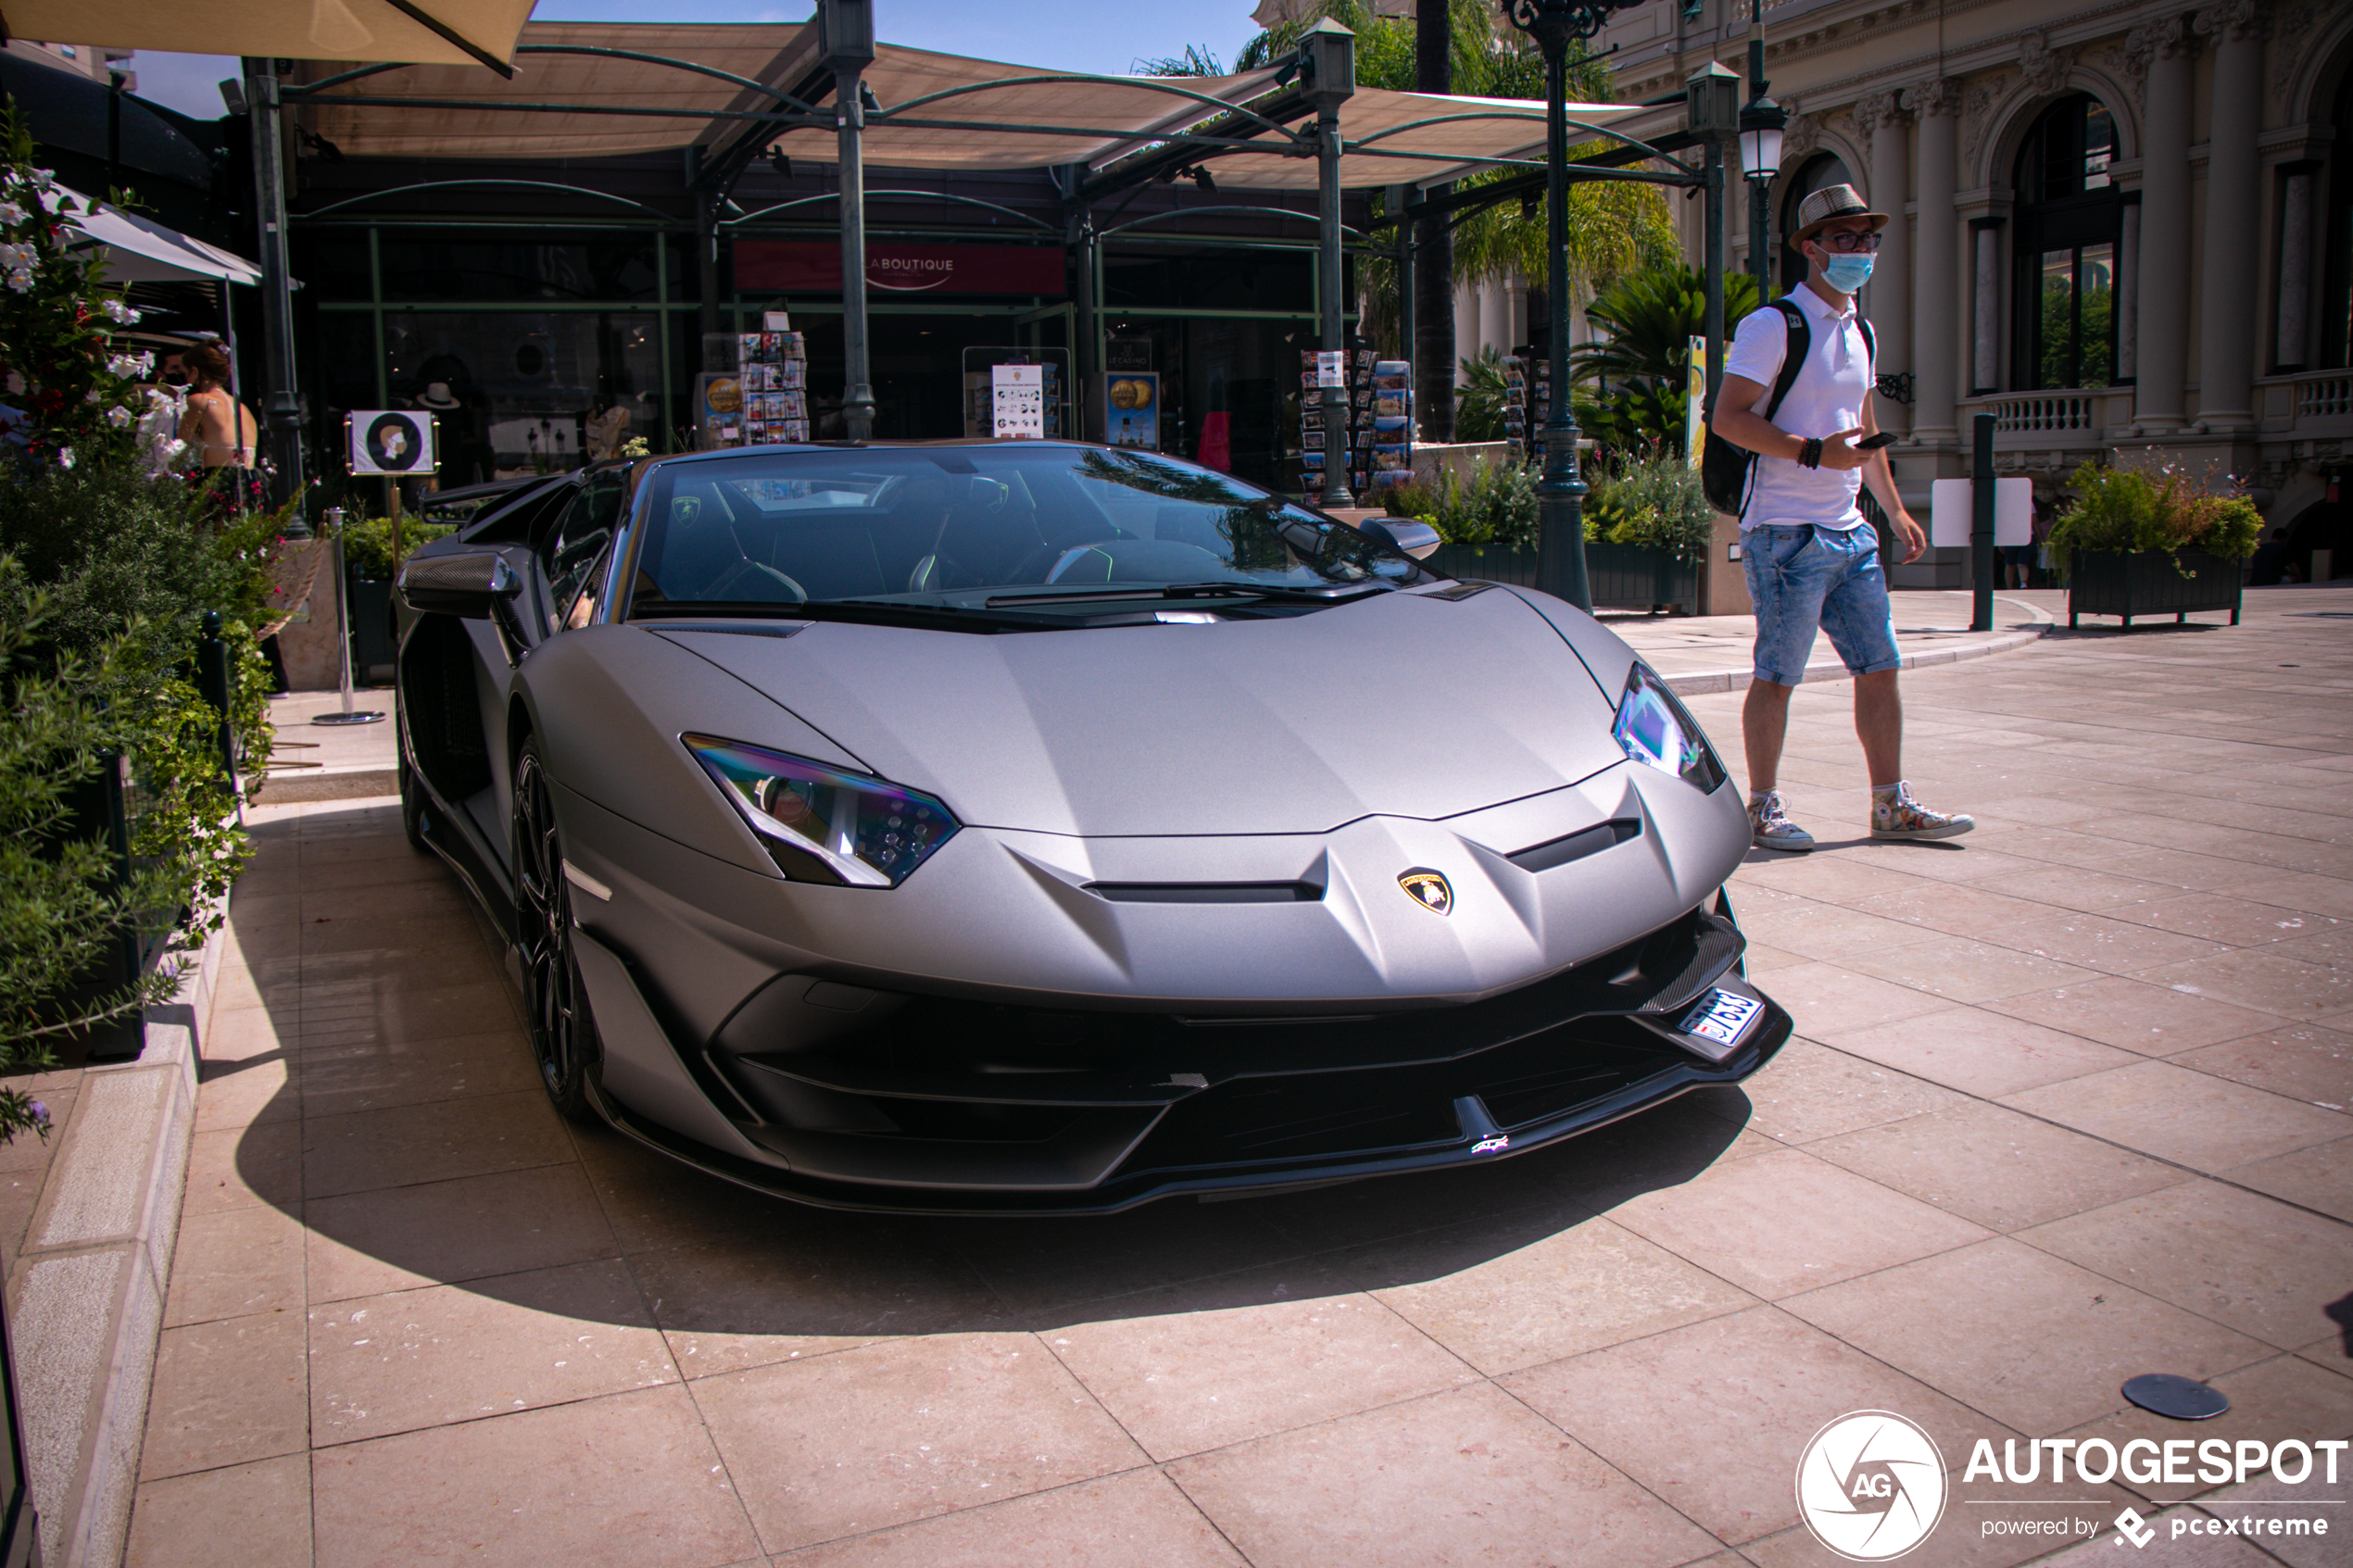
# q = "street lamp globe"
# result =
<box><xmin>1740</xmin><ymin>96</ymin><xmax>1785</xmax><ymax>182</ymax></box>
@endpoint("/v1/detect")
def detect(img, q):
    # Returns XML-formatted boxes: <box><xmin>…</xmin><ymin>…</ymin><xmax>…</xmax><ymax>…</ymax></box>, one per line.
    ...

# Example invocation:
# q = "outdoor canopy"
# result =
<box><xmin>0</xmin><ymin>0</ymin><xmax>535</xmax><ymax>69</ymax></box>
<box><xmin>59</xmin><ymin>186</ymin><xmax>264</xmax><ymax>285</ymax></box>
<box><xmin>288</xmin><ymin>20</ymin><xmax>1642</xmax><ymax>188</ymax></box>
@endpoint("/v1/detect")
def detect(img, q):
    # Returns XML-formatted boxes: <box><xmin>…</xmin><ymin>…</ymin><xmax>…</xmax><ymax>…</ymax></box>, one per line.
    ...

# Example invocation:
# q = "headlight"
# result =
<box><xmin>685</xmin><ymin>735</ymin><xmax>959</xmax><ymax>886</ymax></box>
<box><xmin>1612</xmin><ymin>663</ymin><xmax>1727</xmax><ymax>793</ymax></box>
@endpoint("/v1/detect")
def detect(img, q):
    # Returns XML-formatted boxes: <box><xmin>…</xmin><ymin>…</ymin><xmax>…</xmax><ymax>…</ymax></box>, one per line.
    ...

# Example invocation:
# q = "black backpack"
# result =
<box><xmin>1697</xmin><ymin>299</ymin><xmax>1874</xmax><ymax>517</ymax></box>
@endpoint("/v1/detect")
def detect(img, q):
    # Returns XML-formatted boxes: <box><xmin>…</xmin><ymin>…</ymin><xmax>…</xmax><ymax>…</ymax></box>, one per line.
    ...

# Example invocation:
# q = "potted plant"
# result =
<box><xmin>337</xmin><ymin>511</ymin><xmax>454</xmax><ymax>683</ymax></box>
<box><xmin>1581</xmin><ymin>446</ymin><xmax>1706</xmax><ymax>614</ymax></box>
<box><xmin>1379</xmin><ymin>457</ymin><xmax>1542</xmax><ymax>588</ymax></box>
<box><xmin>2047</xmin><ymin>459</ymin><xmax>2262</xmax><ymax>630</ymax></box>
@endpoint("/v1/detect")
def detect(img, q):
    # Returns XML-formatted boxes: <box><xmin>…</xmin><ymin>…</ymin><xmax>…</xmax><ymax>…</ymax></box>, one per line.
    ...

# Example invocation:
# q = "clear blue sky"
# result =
<box><xmin>124</xmin><ymin>0</ymin><xmax>1266</xmax><ymax>122</ymax></box>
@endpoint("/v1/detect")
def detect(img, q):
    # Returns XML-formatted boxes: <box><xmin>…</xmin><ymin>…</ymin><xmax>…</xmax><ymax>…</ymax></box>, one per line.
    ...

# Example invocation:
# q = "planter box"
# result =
<box><xmin>2067</xmin><ymin>548</ymin><xmax>2243</xmax><ymax>630</ymax></box>
<box><xmin>1426</xmin><ymin>542</ymin><xmax>1698</xmax><ymax>614</ymax></box>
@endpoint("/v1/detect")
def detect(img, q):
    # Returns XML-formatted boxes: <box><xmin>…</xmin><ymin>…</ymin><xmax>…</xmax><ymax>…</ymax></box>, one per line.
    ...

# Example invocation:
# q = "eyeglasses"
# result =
<box><xmin>1815</xmin><ymin>230</ymin><xmax>1882</xmax><ymax>254</ymax></box>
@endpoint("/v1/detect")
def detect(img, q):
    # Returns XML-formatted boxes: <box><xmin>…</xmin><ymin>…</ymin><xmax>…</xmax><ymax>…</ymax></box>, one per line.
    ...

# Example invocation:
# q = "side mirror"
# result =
<box><xmin>1359</xmin><ymin>518</ymin><xmax>1442</xmax><ymax>560</ymax></box>
<box><xmin>397</xmin><ymin>551</ymin><xmax>522</xmax><ymax>619</ymax></box>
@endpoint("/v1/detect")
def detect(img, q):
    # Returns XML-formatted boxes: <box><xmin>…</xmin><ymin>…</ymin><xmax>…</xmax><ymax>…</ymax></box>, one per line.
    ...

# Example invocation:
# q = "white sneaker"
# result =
<box><xmin>1872</xmin><ymin>784</ymin><xmax>1975</xmax><ymax>841</ymax></box>
<box><xmin>1750</xmin><ymin>792</ymin><xmax>1816</xmax><ymax>852</ymax></box>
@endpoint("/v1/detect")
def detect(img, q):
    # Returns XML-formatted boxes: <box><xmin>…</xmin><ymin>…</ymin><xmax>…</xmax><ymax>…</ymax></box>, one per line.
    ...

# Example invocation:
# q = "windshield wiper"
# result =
<box><xmin>982</xmin><ymin>581</ymin><xmax>1389</xmax><ymax>608</ymax></box>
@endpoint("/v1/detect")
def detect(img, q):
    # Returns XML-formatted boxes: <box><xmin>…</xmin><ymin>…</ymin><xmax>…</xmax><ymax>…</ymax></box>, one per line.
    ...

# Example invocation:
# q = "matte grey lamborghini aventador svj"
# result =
<box><xmin>392</xmin><ymin>441</ymin><xmax>1789</xmax><ymax>1211</ymax></box>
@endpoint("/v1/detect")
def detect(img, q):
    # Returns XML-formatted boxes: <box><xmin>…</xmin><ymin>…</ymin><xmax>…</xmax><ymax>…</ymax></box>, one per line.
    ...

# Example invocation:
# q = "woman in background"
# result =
<box><xmin>178</xmin><ymin>340</ymin><xmax>262</xmax><ymax>514</ymax></box>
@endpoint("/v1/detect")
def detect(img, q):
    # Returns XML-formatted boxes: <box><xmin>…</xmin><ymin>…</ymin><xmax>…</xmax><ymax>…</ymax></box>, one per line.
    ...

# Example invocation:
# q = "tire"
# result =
<box><xmin>511</xmin><ymin>739</ymin><xmax>598</xmax><ymax>1123</ymax></box>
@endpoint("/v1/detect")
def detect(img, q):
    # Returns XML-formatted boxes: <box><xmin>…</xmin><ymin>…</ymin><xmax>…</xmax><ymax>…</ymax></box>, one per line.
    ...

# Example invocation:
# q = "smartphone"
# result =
<box><xmin>1856</xmin><ymin>433</ymin><xmax>1898</xmax><ymax>450</ymax></box>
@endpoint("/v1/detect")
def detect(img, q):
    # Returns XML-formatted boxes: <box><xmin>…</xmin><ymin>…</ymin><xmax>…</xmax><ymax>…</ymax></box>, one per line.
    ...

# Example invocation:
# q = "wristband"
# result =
<box><xmin>1799</xmin><ymin>437</ymin><xmax>1823</xmax><ymax>470</ymax></box>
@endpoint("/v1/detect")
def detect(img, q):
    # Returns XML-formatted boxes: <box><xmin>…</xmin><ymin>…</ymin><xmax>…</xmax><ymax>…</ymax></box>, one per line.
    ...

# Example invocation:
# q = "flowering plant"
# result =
<box><xmin>0</xmin><ymin>107</ymin><xmax>149</xmax><ymax>472</ymax></box>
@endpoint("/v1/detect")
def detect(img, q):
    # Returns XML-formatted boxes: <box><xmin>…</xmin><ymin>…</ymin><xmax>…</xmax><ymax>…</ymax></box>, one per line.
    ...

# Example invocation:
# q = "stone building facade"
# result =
<box><xmin>1594</xmin><ymin>0</ymin><xmax>2353</xmax><ymax>583</ymax></box>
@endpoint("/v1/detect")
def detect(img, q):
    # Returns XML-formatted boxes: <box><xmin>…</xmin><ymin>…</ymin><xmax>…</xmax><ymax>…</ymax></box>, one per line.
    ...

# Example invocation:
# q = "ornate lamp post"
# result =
<box><xmin>1500</xmin><ymin>0</ymin><xmax>1643</xmax><ymax>613</ymax></box>
<box><xmin>1738</xmin><ymin>0</ymin><xmax>1784</xmax><ymax>295</ymax></box>
<box><xmin>1739</xmin><ymin>96</ymin><xmax>1784</xmax><ymax>292</ymax></box>
<box><xmin>1299</xmin><ymin>19</ymin><xmax>1357</xmax><ymax>508</ymax></box>
<box><xmin>821</xmin><ymin>0</ymin><xmax>877</xmax><ymax>441</ymax></box>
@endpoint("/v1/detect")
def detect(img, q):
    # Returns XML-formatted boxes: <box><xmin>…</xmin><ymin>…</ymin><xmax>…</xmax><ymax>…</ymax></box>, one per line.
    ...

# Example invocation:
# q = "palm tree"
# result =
<box><xmin>1453</xmin><ymin>347</ymin><xmax>1514</xmax><ymax>442</ymax></box>
<box><xmin>1132</xmin><ymin>45</ymin><xmax>1227</xmax><ymax>77</ymax></box>
<box><xmin>1572</xmin><ymin>267</ymin><xmax>1763</xmax><ymax>392</ymax></box>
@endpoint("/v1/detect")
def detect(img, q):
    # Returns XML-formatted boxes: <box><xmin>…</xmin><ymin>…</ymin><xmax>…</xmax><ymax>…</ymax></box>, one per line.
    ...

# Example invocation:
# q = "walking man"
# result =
<box><xmin>1711</xmin><ymin>183</ymin><xmax>1973</xmax><ymax>852</ymax></box>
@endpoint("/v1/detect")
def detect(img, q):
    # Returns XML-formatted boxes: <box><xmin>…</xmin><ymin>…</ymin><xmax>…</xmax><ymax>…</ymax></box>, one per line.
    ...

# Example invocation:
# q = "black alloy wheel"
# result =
<box><xmin>512</xmin><ymin>739</ymin><xmax>596</xmax><ymax>1123</ymax></box>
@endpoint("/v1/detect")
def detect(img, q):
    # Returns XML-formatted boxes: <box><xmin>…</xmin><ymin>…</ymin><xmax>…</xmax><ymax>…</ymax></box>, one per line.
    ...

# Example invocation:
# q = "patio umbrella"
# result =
<box><xmin>0</xmin><ymin>0</ymin><xmax>535</xmax><ymax>74</ymax></box>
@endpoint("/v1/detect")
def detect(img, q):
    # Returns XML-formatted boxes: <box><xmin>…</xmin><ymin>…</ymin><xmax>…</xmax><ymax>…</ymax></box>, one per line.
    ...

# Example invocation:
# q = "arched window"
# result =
<box><xmin>1780</xmin><ymin>154</ymin><xmax>1854</xmax><ymax>295</ymax></box>
<box><xmin>2321</xmin><ymin>68</ymin><xmax>2353</xmax><ymax>369</ymax></box>
<box><xmin>2012</xmin><ymin>94</ymin><xmax>2122</xmax><ymax>389</ymax></box>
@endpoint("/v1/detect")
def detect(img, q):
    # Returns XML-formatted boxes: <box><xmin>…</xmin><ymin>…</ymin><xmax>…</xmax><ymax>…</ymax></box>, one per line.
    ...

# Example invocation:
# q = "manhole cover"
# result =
<box><xmin>2122</xmin><ymin>1374</ymin><xmax>2229</xmax><ymax>1420</ymax></box>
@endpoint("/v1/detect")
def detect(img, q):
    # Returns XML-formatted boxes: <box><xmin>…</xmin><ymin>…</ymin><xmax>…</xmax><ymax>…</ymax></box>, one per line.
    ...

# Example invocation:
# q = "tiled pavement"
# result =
<box><xmin>127</xmin><ymin>587</ymin><xmax>2352</xmax><ymax>1567</ymax></box>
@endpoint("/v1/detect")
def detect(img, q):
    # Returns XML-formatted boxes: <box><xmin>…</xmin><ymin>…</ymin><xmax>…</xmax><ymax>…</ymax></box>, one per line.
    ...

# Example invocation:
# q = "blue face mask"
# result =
<box><xmin>1820</xmin><ymin>253</ymin><xmax>1875</xmax><ymax>294</ymax></box>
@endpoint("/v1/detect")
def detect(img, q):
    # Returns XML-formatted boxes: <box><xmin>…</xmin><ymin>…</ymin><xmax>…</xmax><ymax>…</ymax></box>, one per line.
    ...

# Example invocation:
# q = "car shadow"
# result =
<box><xmin>220</xmin><ymin>818</ymin><xmax>1758</xmax><ymax>1338</ymax></box>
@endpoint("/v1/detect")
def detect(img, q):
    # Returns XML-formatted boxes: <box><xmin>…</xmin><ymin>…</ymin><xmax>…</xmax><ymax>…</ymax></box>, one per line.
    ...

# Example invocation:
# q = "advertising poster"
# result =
<box><xmin>991</xmin><ymin>364</ymin><xmax>1045</xmax><ymax>440</ymax></box>
<box><xmin>1106</xmin><ymin>371</ymin><xmax>1160</xmax><ymax>449</ymax></box>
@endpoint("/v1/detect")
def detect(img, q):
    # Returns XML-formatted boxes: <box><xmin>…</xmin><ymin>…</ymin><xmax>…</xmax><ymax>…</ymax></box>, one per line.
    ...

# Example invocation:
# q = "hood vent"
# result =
<box><xmin>1088</xmin><ymin>881</ymin><xmax>1322</xmax><ymax>905</ymax></box>
<box><xmin>1508</xmin><ymin>818</ymin><xmax>1642</xmax><ymax>873</ymax></box>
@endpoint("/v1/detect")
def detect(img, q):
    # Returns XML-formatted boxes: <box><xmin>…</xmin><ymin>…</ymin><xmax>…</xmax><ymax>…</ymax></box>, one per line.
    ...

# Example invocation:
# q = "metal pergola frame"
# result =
<box><xmin>245</xmin><ymin>3</ymin><xmax>1718</xmax><ymax>514</ymax></box>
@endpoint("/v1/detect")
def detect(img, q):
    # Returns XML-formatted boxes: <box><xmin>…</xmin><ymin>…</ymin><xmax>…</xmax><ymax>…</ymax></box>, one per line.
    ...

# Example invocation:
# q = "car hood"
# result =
<box><xmin>663</xmin><ymin>586</ymin><xmax>1628</xmax><ymax>836</ymax></box>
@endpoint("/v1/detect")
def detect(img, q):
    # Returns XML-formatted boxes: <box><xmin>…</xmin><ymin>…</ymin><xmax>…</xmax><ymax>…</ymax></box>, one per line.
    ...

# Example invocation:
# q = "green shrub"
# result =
<box><xmin>339</xmin><ymin>513</ymin><xmax>458</xmax><ymax>580</ymax></box>
<box><xmin>1589</xmin><ymin>448</ymin><xmax>1713</xmax><ymax>563</ymax></box>
<box><xmin>2046</xmin><ymin>458</ymin><xmax>2265</xmax><ymax>577</ymax></box>
<box><xmin>0</xmin><ymin>559</ymin><xmax>204</xmax><ymax>1102</ymax></box>
<box><xmin>1378</xmin><ymin>474</ymin><xmax>1444</xmax><ymax>525</ymax></box>
<box><xmin>1377</xmin><ymin>458</ymin><xmax>1539</xmax><ymax>551</ymax></box>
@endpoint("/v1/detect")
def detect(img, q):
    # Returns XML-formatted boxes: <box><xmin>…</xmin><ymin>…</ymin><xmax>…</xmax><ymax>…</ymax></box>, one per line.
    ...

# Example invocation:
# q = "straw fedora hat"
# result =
<box><xmin>1790</xmin><ymin>182</ymin><xmax>1890</xmax><ymax>249</ymax></box>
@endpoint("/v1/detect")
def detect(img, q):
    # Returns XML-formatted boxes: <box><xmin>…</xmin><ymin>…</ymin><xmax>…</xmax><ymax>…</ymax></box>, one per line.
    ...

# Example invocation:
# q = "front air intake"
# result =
<box><xmin>1087</xmin><ymin>882</ymin><xmax>1322</xmax><ymax>904</ymax></box>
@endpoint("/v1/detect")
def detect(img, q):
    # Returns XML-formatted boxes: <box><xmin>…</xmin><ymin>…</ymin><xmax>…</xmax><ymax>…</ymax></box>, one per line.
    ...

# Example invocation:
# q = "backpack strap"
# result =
<box><xmin>1735</xmin><ymin>300</ymin><xmax>1812</xmax><ymax>520</ymax></box>
<box><xmin>1762</xmin><ymin>298</ymin><xmax>1810</xmax><ymax>421</ymax></box>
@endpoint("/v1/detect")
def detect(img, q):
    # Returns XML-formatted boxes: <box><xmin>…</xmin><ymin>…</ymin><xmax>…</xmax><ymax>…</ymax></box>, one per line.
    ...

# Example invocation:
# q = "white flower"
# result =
<box><xmin>85</xmin><ymin>389</ymin><xmax>100</xmax><ymax>403</ymax></box>
<box><xmin>104</xmin><ymin>405</ymin><xmax>132</xmax><ymax>428</ymax></box>
<box><xmin>0</xmin><ymin>243</ymin><xmax>31</xmax><ymax>269</ymax></box>
<box><xmin>5</xmin><ymin>268</ymin><xmax>31</xmax><ymax>295</ymax></box>
<box><xmin>57</xmin><ymin>446</ymin><xmax>75</xmax><ymax>470</ymax></box>
<box><xmin>103</xmin><ymin>298</ymin><xmax>140</xmax><ymax>324</ymax></box>
<box><xmin>0</xmin><ymin>201</ymin><xmax>21</xmax><ymax>224</ymax></box>
<box><xmin>31</xmin><ymin>169</ymin><xmax>54</xmax><ymax>191</ymax></box>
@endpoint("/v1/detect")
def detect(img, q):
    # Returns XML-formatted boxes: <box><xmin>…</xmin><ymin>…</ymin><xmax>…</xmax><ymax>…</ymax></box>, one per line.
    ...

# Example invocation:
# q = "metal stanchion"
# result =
<box><xmin>313</xmin><ymin>506</ymin><xmax>385</xmax><ymax>727</ymax></box>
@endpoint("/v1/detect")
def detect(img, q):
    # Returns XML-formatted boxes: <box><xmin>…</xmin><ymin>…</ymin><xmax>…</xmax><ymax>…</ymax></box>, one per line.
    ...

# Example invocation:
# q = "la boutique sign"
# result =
<box><xmin>735</xmin><ymin>241</ymin><xmax>1064</xmax><ymax>297</ymax></box>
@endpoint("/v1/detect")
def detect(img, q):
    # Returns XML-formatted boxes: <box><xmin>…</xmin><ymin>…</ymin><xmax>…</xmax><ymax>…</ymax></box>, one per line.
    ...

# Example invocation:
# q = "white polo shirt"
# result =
<box><xmin>1721</xmin><ymin>282</ymin><xmax>1874</xmax><ymax>532</ymax></box>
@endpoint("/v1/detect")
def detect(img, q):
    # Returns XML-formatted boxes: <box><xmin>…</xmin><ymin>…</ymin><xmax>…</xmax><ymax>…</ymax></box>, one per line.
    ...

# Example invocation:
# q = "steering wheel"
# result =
<box><xmin>702</xmin><ymin>556</ymin><xmax>808</xmax><ymax>604</ymax></box>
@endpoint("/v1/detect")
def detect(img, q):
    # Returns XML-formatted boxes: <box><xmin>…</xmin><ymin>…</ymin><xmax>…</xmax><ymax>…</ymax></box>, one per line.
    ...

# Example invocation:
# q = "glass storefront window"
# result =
<box><xmin>1101</xmin><ymin>248</ymin><xmax>1313</xmax><ymax>313</ymax></box>
<box><xmin>376</xmin><ymin>232</ymin><xmax>663</xmax><ymax>303</ymax></box>
<box><xmin>383</xmin><ymin>311</ymin><xmax>661</xmax><ymax>483</ymax></box>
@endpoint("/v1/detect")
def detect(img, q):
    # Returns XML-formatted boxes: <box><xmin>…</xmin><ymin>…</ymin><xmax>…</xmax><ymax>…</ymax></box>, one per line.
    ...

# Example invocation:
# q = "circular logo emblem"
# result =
<box><xmin>1794</xmin><ymin>1411</ymin><xmax>1946</xmax><ymax>1562</ymax></box>
<box><xmin>1397</xmin><ymin>869</ymin><xmax>1453</xmax><ymax>915</ymax></box>
<box><xmin>364</xmin><ymin>412</ymin><xmax>422</xmax><ymax>471</ymax></box>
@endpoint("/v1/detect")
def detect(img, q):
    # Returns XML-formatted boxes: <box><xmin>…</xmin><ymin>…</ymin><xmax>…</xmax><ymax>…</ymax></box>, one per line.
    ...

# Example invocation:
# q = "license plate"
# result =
<box><xmin>1680</xmin><ymin>988</ymin><xmax>1762</xmax><ymax>1048</ymax></box>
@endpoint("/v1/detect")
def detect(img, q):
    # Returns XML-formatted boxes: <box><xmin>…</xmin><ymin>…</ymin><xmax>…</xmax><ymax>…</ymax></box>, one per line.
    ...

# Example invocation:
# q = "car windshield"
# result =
<box><xmin>626</xmin><ymin>445</ymin><xmax>1435</xmax><ymax>619</ymax></box>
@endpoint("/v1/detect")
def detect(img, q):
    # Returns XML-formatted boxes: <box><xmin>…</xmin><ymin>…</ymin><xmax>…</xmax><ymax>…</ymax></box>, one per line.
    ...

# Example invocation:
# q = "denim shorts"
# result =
<box><xmin>1743</xmin><ymin>522</ymin><xmax>1901</xmax><ymax>686</ymax></box>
